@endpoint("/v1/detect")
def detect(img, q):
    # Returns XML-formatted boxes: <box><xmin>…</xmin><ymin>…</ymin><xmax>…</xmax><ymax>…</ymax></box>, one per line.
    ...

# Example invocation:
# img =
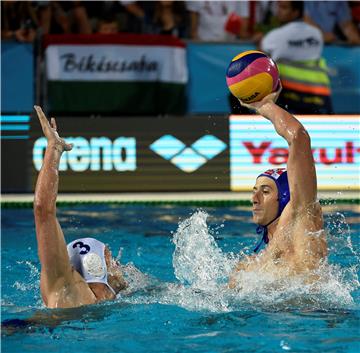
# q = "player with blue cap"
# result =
<box><xmin>253</xmin><ymin>168</ymin><xmax>290</xmax><ymax>252</ymax></box>
<box><xmin>229</xmin><ymin>86</ymin><xmax>327</xmax><ymax>288</ymax></box>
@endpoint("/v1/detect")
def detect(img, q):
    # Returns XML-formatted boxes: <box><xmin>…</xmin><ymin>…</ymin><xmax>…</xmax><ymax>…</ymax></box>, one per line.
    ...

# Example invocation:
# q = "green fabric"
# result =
<box><xmin>48</xmin><ymin>81</ymin><xmax>186</xmax><ymax>115</ymax></box>
<box><xmin>277</xmin><ymin>61</ymin><xmax>330</xmax><ymax>86</ymax></box>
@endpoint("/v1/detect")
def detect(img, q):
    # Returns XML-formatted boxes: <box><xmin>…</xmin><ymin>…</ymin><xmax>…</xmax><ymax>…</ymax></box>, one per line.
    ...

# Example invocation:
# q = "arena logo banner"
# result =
<box><xmin>44</xmin><ymin>34</ymin><xmax>188</xmax><ymax>115</ymax></box>
<box><xmin>33</xmin><ymin>136</ymin><xmax>137</xmax><ymax>172</ymax></box>
<box><xmin>149</xmin><ymin>134</ymin><xmax>227</xmax><ymax>173</ymax></box>
<box><xmin>30</xmin><ymin>116</ymin><xmax>229</xmax><ymax>192</ymax></box>
<box><xmin>230</xmin><ymin>115</ymin><xmax>360</xmax><ymax>191</ymax></box>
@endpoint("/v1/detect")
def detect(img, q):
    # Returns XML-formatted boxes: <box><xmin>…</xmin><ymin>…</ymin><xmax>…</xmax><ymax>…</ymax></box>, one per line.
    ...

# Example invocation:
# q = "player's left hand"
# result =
<box><xmin>34</xmin><ymin>105</ymin><xmax>73</xmax><ymax>152</ymax></box>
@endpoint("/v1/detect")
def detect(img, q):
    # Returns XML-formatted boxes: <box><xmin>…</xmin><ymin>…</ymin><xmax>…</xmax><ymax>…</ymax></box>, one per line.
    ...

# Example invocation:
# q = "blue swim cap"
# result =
<box><xmin>253</xmin><ymin>168</ymin><xmax>290</xmax><ymax>253</ymax></box>
<box><xmin>257</xmin><ymin>168</ymin><xmax>290</xmax><ymax>218</ymax></box>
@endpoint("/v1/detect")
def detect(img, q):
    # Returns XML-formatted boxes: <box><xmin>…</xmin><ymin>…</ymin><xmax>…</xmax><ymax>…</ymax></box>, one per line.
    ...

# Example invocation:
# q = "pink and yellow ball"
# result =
<box><xmin>226</xmin><ymin>50</ymin><xmax>279</xmax><ymax>103</ymax></box>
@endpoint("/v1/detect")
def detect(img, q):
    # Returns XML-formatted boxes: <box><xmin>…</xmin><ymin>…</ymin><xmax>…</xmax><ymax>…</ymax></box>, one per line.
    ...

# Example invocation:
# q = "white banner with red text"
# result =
<box><xmin>230</xmin><ymin>115</ymin><xmax>359</xmax><ymax>191</ymax></box>
<box><xmin>44</xmin><ymin>34</ymin><xmax>188</xmax><ymax>115</ymax></box>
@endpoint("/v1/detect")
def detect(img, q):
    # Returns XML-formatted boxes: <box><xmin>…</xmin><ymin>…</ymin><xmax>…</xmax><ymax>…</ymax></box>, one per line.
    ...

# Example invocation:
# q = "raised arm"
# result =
<box><xmin>33</xmin><ymin>106</ymin><xmax>73</xmax><ymax>303</ymax></box>
<box><xmin>240</xmin><ymin>91</ymin><xmax>317</xmax><ymax>210</ymax></box>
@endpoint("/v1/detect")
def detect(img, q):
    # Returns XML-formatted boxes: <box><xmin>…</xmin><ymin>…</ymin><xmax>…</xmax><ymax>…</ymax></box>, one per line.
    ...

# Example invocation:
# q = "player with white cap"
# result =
<box><xmin>33</xmin><ymin>106</ymin><xmax>127</xmax><ymax>308</ymax></box>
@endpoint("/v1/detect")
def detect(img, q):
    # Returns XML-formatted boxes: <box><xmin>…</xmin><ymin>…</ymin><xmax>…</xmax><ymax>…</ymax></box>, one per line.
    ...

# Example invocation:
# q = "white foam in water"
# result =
<box><xmin>326</xmin><ymin>211</ymin><xmax>357</xmax><ymax>257</ymax></box>
<box><xmin>120</xmin><ymin>211</ymin><xmax>239</xmax><ymax>312</ymax></box>
<box><xmin>10</xmin><ymin>210</ymin><xmax>358</xmax><ymax>314</ymax></box>
<box><xmin>172</xmin><ymin>210</ymin><xmax>238</xmax><ymax>290</ymax></box>
<box><xmin>120</xmin><ymin>262</ymin><xmax>157</xmax><ymax>296</ymax></box>
<box><xmin>167</xmin><ymin>210</ymin><xmax>359</xmax><ymax>312</ymax></box>
<box><xmin>13</xmin><ymin>261</ymin><xmax>40</xmax><ymax>292</ymax></box>
<box><xmin>11</xmin><ymin>261</ymin><xmax>43</xmax><ymax>309</ymax></box>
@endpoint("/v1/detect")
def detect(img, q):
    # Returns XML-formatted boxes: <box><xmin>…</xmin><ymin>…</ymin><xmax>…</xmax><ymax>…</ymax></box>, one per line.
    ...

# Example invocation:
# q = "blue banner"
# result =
<box><xmin>187</xmin><ymin>43</ymin><xmax>360</xmax><ymax>114</ymax></box>
<box><xmin>323</xmin><ymin>45</ymin><xmax>360</xmax><ymax>113</ymax></box>
<box><xmin>1</xmin><ymin>42</ymin><xmax>34</xmax><ymax>113</ymax></box>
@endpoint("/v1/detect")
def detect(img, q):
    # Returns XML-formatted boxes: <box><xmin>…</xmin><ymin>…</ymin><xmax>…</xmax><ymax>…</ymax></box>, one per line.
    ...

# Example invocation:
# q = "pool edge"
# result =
<box><xmin>1</xmin><ymin>192</ymin><xmax>359</xmax><ymax>208</ymax></box>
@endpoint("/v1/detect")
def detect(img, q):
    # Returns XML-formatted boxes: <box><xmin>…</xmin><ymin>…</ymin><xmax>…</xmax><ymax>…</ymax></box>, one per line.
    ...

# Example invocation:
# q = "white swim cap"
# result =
<box><xmin>67</xmin><ymin>238</ymin><xmax>116</xmax><ymax>295</ymax></box>
<box><xmin>82</xmin><ymin>253</ymin><xmax>106</xmax><ymax>278</ymax></box>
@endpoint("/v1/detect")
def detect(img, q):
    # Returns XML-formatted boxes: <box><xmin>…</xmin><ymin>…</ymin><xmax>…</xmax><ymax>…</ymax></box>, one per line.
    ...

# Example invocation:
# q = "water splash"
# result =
<box><xmin>13</xmin><ymin>261</ymin><xmax>40</xmax><ymax>292</ymax></box>
<box><xmin>326</xmin><ymin>211</ymin><xmax>357</xmax><ymax>257</ymax></box>
<box><xmin>120</xmin><ymin>262</ymin><xmax>157</xmax><ymax>295</ymax></box>
<box><xmin>8</xmin><ymin>209</ymin><xmax>358</xmax><ymax>314</ymax></box>
<box><xmin>168</xmin><ymin>210</ymin><xmax>358</xmax><ymax>312</ymax></box>
<box><xmin>9</xmin><ymin>261</ymin><xmax>43</xmax><ymax>310</ymax></box>
<box><xmin>172</xmin><ymin>210</ymin><xmax>238</xmax><ymax>290</ymax></box>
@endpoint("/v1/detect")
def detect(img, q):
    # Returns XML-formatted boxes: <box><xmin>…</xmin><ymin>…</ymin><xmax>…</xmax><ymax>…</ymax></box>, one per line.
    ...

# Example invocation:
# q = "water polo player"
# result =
<box><xmin>33</xmin><ymin>106</ymin><xmax>127</xmax><ymax>308</ymax></box>
<box><xmin>229</xmin><ymin>89</ymin><xmax>328</xmax><ymax>287</ymax></box>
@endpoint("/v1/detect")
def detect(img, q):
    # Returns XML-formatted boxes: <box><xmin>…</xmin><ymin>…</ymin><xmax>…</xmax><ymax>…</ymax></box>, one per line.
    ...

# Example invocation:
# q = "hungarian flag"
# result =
<box><xmin>44</xmin><ymin>34</ymin><xmax>188</xmax><ymax>115</ymax></box>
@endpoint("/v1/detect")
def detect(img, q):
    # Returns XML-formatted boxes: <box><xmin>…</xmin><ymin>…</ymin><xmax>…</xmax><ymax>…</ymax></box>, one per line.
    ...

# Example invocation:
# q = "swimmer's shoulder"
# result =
<box><xmin>278</xmin><ymin>199</ymin><xmax>323</xmax><ymax>225</ymax></box>
<box><xmin>45</xmin><ymin>268</ymin><xmax>97</xmax><ymax>308</ymax></box>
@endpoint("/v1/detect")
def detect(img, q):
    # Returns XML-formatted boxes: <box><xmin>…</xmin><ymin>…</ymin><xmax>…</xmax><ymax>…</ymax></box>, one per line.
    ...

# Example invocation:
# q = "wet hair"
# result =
<box><xmin>290</xmin><ymin>1</ymin><xmax>304</xmax><ymax>20</ymax></box>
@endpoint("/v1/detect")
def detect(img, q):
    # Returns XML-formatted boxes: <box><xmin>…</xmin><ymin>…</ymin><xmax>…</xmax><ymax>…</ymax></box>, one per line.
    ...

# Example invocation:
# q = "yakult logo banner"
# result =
<box><xmin>44</xmin><ymin>34</ymin><xmax>188</xmax><ymax>115</ymax></box>
<box><xmin>230</xmin><ymin>115</ymin><xmax>360</xmax><ymax>191</ymax></box>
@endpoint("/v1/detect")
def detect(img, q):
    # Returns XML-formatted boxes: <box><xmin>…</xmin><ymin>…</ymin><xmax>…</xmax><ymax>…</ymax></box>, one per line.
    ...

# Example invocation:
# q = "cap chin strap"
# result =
<box><xmin>253</xmin><ymin>196</ymin><xmax>283</xmax><ymax>253</ymax></box>
<box><xmin>253</xmin><ymin>216</ymin><xmax>279</xmax><ymax>253</ymax></box>
<box><xmin>107</xmin><ymin>283</ymin><xmax>117</xmax><ymax>296</ymax></box>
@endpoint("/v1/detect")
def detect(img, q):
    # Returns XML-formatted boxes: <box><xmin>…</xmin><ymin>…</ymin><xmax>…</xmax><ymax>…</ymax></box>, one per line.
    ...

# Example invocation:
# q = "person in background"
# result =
<box><xmin>153</xmin><ymin>1</ymin><xmax>187</xmax><ymax>37</ymax></box>
<box><xmin>120</xmin><ymin>1</ymin><xmax>156</xmax><ymax>33</ymax></box>
<box><xmin>69</xmin><ymin>1</ymin><xmax>92</xmax><ymax>34</ymax></box>
<box><xmin>186</xmin><ymin>1</ymin><xmax>250</xmax><ymax>41</ymax></box>
<box><xmin>304</xmin><ymin>1</ymin><xmax>360</xmax><ymax>44</ymax></box>
<box><xmin>250</xmin><ymin>0</ymin><xmax>278</xmax><ymax>44</ymax></box>
<box><xmin>96</xmin><ymin>13</ymin><xmax>120</xmax><ymax>34</ymax></box>
<box><xmin>349</xmin><ymin>1</ymin><xmax>360</xmax><ymax>31</ymax></box>
<box><xmin>38</xmin><ymin>1</ymin><xmax>92</xmax><ymax>35</ymax></box>
<box><xmin>260</xmin><ymin>1</ymin><xmax>333</xmax><ymax>114</ymax></box>
<box><xmin>33</xmin><ymin>106</ymin><xmax>127</xmax><ymax>308</ymax></box>
<box><xmin>1</xmin><ymin>1</ymin><xmax>38</xmax><ymax>42</ymax></box>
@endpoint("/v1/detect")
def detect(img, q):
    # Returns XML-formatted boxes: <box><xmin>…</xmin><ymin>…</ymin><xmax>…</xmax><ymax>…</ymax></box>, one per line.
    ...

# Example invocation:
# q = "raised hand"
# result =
<box><xmin>238</xmin><ymin>80</ymin><xmax>282</xmax><ymax>114</ymax></box>
<box><xmin>34</xmin><ymin>105</ymin><xmax>73</xmax><ymax>152</ymax></box>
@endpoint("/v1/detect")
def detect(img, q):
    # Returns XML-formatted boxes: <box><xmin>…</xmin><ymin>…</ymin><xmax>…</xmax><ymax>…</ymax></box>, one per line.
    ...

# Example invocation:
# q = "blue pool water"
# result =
<box><xmin>1</xmin><ymin>203</ymin><xmax>359</xmax><ymax>353</ymax></box>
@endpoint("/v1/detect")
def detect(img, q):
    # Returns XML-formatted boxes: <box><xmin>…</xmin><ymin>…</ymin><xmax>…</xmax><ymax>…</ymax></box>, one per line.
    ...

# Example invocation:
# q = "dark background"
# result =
<box><xmin>26</xmin><ymin>116</ymin><xmax>230</xmax><ymax>192</ymax></box>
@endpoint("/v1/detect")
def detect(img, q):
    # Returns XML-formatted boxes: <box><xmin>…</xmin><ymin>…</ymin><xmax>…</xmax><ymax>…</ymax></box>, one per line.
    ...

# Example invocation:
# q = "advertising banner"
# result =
<box><xmin>44</xmin><ymin>34</ymin><xmax>188</xmax><ymax>115</ymax></box>
<box><xmin>1</xmin><ymin>43</ymin><xmax>34</xmax><ymax>114</ymax></box>
<box><xmin>30</xmin><ymin>116</ymin><xmax>230</xmax><ymax>192</ymax></box>
<box><xmin>230</xmin><ymin>115</ymin><xmax>360</xmax><ymax>191</ymax></box>
<box><xmin>1</xmin><ymin>115</ymin><xmax>31</xmax><ymax>192</ymax></box>
<box><xmin>4</xmin><ymin>114</ymin><xmax>358</xmax><ymax>193</ymax></box>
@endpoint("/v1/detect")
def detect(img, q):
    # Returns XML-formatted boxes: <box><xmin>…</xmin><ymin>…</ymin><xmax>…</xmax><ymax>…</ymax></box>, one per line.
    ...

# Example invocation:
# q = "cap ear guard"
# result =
<box><xmin>254</xmin><ymin>168</ymin><xmax>290</xmax><ymax>252</ymax></box>
<box><xmin>257</xmin><ymin>168</ymin><xmax>290</xmax><ymax>217</ymax></box>
<box><xmin>276</xmin><ymin>173</ymin><xmax>290</xmax><ymax>216</ymax></box>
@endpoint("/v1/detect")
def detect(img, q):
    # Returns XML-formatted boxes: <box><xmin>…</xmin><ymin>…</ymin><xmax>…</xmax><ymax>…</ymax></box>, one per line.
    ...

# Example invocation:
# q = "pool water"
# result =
<box><xmin>1</xmin><ymin>203</ymin><xmax>359</xmax><ymax>353</ymax></box>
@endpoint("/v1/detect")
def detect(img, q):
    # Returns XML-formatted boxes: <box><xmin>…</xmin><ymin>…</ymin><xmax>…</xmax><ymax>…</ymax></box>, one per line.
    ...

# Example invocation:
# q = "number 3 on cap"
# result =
<box><xmin>72</xmin><ymin>241</ymin><xmax>90</xmax><ymax>255</ymax></box>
